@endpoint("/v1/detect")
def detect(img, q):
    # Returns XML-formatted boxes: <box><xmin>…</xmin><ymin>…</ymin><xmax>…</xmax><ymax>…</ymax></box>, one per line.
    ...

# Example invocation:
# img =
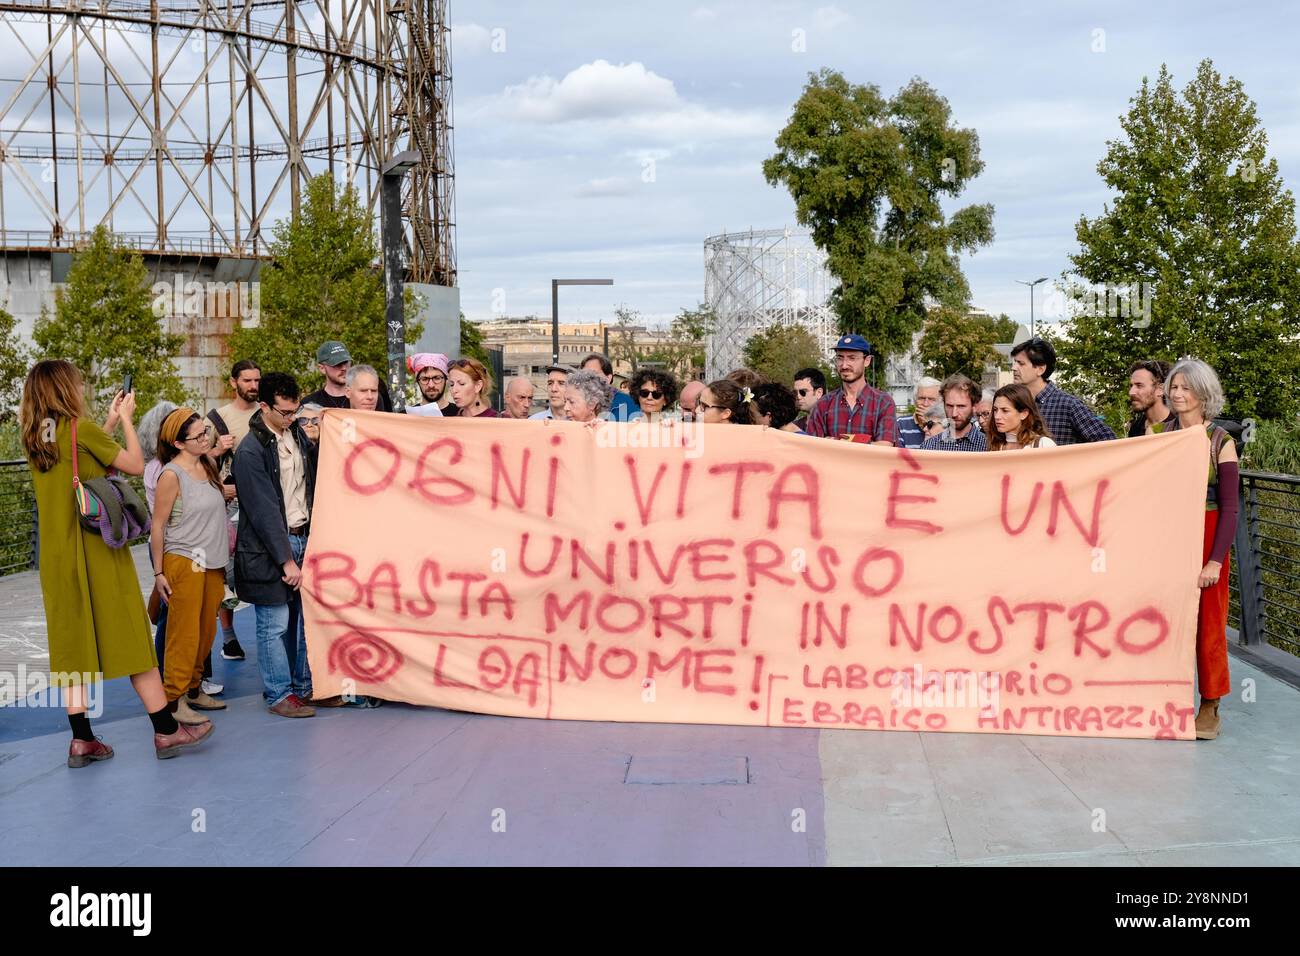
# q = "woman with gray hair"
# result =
<box><xmin>920</xmin><ymin>401</ymin><xmax>947</xmax><ymax>443</ymax></box>
<box><xmin>563</xmin><ymin>369</ymin><xmax>613</xmax><ymax>423</ymax></box>
<box><xmin>296</xmin><ymin>402</ymin><xmax>324</xmax><ymax>444</ymax></box>
<box><xmin>139</xmin><ymin>400</ymin><xmax>179</xmax><ymax>512</ymax></box>
<box><xmin>1167</xmin><ymin>357</ymin><xmax>1237</xmax><ymax>740</ymax></box>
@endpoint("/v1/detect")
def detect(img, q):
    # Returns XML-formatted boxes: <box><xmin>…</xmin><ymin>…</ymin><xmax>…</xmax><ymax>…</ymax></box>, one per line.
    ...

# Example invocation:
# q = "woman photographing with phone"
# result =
<box><xmin>20</xmin><ymin>360</ymin><xmax>214</xmax><ymax>766</ymax></box>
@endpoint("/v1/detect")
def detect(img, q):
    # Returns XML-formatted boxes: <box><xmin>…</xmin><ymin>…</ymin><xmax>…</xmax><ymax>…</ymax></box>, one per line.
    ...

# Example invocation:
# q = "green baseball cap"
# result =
<box><xmin>316</xmin><ymin>341</ymin><xmax>352</xmax><ymax>366</ymax></box>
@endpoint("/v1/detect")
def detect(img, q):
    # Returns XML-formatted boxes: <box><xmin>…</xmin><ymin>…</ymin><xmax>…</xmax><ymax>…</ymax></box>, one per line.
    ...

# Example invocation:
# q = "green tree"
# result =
<box><xmin>763</xmin><ymin>69</ymin><xmax>994</xmax><ymax>364</ymax></box>
<box><xmin>606</xmin><ymin>305</ymin><xmax>646</xmax><ymax>375</ymax></box>
<box><xmin>228</xmin><ymin>173</ymin><xmax>423</xmax><ymax>391</ymax></box>
<box><xmin>918</xmin><ymin>306</ymin><xmax>1000</xmax><ymax>381</ymax></box>
<box><xmin>987</xmin><ymin>312</ymin><xmax>1018</xmax><ymax>342</ymax></box>
<box><xmin>0</xmin><ymin>306</ymin><xmax>31</xmax><ymax>421</ymax></box>
<box><xmin>459</xmin><ymin>314</ymin><xmax>490</xmax><ymax>365</ymax></box>
<box><xmin>639</xmin><ymin>303</ymin><xmax>713</xmax><ymax>381</ymax></box>
<box><xmin>32</xmin><ymin>225</ymin><xmax>186</xmax><ymax>413</ymax></box>
<box><xmin>1058</xmin><ymin>59</ymin><xmax>1300</xmax><ymax>422</ymax></box>
<box><xmin>741</xmin><ymin>322</ymin><xmax>826</xmax><ymax>384</ymax></box>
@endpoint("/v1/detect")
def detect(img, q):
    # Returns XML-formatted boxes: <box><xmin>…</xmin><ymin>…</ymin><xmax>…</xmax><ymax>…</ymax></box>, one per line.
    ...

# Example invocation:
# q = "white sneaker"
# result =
<box><xmin>201</xmin><ymin>678</ymin><xmax>224</xmax><ymax>696</ymax></box>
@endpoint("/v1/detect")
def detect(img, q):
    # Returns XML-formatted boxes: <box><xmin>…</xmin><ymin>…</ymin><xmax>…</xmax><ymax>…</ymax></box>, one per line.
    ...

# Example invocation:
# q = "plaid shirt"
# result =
<box><xmin>1034</xmin><ymin>382</ymin><xmax>1116</xmax><ymax>445</ymax></box>
<box><xmin>805</xmin><ymin>384</ymin><xmax>898</xmax><ymax>442</ymax></box>
<box><xmin>920</xmin><ymin>425</ymin><xmax>988</xmax><ymax>452</ymax></box>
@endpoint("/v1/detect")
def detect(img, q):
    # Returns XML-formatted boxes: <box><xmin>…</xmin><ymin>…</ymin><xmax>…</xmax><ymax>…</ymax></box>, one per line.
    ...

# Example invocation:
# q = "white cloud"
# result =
<box><xmin>693</xmin><ymin>7</ymin><xmax>718</xmax><ymax>19</ymax></box>
<box><xmin>451</xmin><ymin>22</ymin><xmax>493</xmax><ymax>56</ymax></box>
<box><xmin>497</xmin><ymin>60</ymin><xmax>681</xmax><ymax>123</ymax></box>
<box><xmin>471</xmin><ymin>60</ymin><xmax>776</xmax><ymax>144</ymax></box>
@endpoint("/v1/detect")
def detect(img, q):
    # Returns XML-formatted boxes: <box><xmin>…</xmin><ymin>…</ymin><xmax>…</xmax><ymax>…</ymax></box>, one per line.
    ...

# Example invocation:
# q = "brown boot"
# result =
<box><xmin>173</xmin><ymin>696</ymin><xmax>211</xmax><ymax>725</ymax></box>
<box><xmin>187</xmin><ymin>689</ymin><xmax>227</xmax><ymax>711</ymax></box>
<box><xmin>1195</xmin><ymin>698</ymin><xmax>1221</xmax><ymax>740</ymax></box>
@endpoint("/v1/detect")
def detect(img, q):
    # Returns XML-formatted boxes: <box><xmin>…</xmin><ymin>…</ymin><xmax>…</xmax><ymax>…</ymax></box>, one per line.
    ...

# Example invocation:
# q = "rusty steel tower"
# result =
<box><xmin>0</xmin><ymin>0</ymin><xmax>456</xmax><ymax>283</ymax></box>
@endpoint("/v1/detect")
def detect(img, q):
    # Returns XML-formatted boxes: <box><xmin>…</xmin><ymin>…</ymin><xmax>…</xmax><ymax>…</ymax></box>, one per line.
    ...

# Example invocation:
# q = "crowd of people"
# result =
<box><xmin>18</xmin><ymin>327</ymin><xmax>1239</xmax><ymax>768</ymax></box>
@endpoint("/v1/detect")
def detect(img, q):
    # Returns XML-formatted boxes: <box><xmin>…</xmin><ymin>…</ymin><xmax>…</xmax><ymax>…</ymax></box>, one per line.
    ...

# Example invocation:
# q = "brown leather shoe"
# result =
<box><xmin>268</xmin><ymin>694</ymin><xmax>316</xmax><ymax>718</ymax></box>
<box><xmin>68</xmin><ymin>737</ymin><xmax>114</xmax><ymax>768</ymax></box>
<box><xmin>154</xmin><ymin>720</ymin><xmax>215</xmax><ymax>759</ymax></box>
<box><xmin>174</xmin><ymin>696</ymin><xmax>211</xmax><ymax>725</ymax></box>
<box><xmin>187</xmin><ymin>690</ymin><xmax>227</xmax><ymax>711</ymax></box>
<box><xmin>305</xmin><ymin>695</ymin><xmax>346</xmax><ymax>708</ymax></box>
<box><xmin>1195</xmin><ymin>698</ymin><xmax>1221</xmax><ymax>740</ymax></box>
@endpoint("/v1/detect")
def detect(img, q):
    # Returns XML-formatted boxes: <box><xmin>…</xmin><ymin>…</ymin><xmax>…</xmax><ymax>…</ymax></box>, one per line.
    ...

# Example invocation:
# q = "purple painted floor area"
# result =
<box><xmin>1</xmin><ymin>698</ymin><xmax>827</xmax><ymax>866</ymax></box>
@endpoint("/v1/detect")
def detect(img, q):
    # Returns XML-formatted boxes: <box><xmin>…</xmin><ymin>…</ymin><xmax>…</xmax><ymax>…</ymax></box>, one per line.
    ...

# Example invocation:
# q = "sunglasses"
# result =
<box><xmin>795</xmin><ymin>388</ymin><xmax>811</xmax><ymax>397</ymax></box>
<box><xmin>639</xmin><ymin>388</ymin><xmax>664</xmax><ymax>399</ymax></box>
<box><xmin>298</xmin><ymin>417</ymin><xmax>321</xmax><ymax>427</ymax></box>
<box><xmin>924</xmin><ymin>421</ymin><xmax>944</xmax><ymax>431</ymax></box>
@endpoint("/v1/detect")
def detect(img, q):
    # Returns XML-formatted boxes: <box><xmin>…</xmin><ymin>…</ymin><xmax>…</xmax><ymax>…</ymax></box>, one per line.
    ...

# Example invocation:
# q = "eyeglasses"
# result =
<box><xmin>795</xmin><ymin>388</ymin><xmax>811</xmax><ymax>397</ymax></box>
<box><xmin>297</xmin><ymin>417</ymin><xmax>321</xmax><ymax>428</ymax></box>
<box><xmin>639</xmin><ymin>388</ymin><xmax>664</xmax><ymax>399</ymax></box>
<box><xmin>182</xmin><ymin>431</ymin><xmax>209</xmax><ymax>444</ymax></box>
<box><xmin>924</xmin><ymin>421</ymin><xmax>944</xmax><ymax>432</ymax></box>
<box><xmin>270</xmin><ymin>404</ymin><xmax>300</xmax><ymax>419</ymax></box>
<box><xmin>698</xmin><ymin>402</ymin><xmax>727</xmax><ymax>412</ymax></box>
<box><xmin>417</xmin><ymin>373</ymin><xmax>446</xmax><ymax>384</ymax></box>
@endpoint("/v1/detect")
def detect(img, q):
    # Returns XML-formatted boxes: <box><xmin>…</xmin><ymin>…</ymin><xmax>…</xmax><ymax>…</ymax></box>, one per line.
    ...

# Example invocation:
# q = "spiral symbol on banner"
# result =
<box><xmin>328</xmin><ymin>631</ymin><xmax>404</xmax><ymax>683</ymax></box>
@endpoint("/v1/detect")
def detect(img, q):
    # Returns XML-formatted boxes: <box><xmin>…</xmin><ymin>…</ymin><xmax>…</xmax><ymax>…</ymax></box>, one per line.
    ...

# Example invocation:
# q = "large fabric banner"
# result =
<box><xmin>302</xmin><ymin>411</ymin><xmax>1208</xmax><ymax>739</ymax></box>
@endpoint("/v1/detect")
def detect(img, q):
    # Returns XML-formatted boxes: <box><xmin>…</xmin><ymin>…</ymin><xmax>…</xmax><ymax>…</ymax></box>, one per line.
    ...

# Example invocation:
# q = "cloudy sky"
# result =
<box><xmin>451</xmin><ymin>0</ymin><xmax>1300</xmax><ymax>329</ymax></box>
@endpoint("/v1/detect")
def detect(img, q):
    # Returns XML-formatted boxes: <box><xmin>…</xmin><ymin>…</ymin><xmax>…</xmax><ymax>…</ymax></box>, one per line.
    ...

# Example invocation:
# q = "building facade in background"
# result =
<box><xmin>474</xmin><ymin>316</ymin><xmax>698</xmax><ymax>393</ymax></box>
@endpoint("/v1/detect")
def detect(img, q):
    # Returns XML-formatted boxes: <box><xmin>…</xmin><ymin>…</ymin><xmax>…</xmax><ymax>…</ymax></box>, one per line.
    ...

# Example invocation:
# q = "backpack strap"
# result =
<box><xmin>70</xmin><ymin>417</ymin><xmax>80</xmax><ymax>484</ymax></box>
<box><xmin>206</xmin><ymin>408</ymin><xmax>230</xmax><ymax>436</ymax></box>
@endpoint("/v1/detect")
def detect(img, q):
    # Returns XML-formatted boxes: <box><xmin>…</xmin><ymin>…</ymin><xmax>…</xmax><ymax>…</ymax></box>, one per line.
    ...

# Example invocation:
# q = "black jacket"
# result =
<box><xmin>232</xmin><ymin>410</ymin><xmax>318</xmax><ymax>605</ymax></box>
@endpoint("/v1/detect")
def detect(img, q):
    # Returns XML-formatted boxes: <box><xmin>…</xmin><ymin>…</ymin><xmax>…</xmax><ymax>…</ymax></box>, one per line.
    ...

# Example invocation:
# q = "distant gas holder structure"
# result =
<box><xmin>0</xmin><ymin>0</ymin><xmax>455</xmax><ymax>401</ymax></box>
<box><xmin>703</xmin><ymin>228</ymin><xmax>837</xmax><ymax>380</ymax></box>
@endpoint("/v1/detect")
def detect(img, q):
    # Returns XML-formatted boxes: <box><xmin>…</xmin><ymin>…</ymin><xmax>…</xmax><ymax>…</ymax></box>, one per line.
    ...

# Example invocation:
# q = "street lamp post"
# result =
<box><xmin>1016</xmin><ymin>276</ymin><xmax>1051</xmax><ymax>338</ymax></box>
<box><xmin>381</xmin><ymin>151</ymin><xmax>420</xmax><ymax>411</ymax></box>
<box><xmin>552</xmin><ymin>279</ymin><xmax>613</xmax><ymax>365</ymax></box>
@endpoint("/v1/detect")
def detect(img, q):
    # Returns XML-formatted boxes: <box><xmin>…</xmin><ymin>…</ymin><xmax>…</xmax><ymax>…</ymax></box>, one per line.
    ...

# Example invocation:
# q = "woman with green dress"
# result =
<box><xmin>20</xmin><ymin>360</ymin><xmax>214</xmax><ymax>766</ymax></box>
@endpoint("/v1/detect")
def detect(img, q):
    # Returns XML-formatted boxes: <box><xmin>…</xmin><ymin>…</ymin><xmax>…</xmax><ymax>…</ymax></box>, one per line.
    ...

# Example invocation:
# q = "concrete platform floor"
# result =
<box><xmin>2</xmin><ymin>550</ymin><xmax>1298</xmax><ymax>866</ymax></box>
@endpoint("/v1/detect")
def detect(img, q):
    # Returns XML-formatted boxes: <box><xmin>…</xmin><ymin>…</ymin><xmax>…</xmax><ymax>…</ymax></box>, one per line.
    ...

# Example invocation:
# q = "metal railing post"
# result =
<box><xmin>30</xmin><ymin>490</ymin><xmax>40</xmax><ymax>571</ymax></box>
<box><xmin>1233</xmin><ymin>477</ymin><xmax>1265</xmax><ymax>646</ymax></box>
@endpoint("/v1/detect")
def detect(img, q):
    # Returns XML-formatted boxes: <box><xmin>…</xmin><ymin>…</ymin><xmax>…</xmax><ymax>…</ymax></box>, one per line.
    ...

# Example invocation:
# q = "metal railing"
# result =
<box><xmin>0</xmin><ymin>459</ymin><xmax>147</xmax><ymax>573</ymax></box>
<box><xmin>0</xmin><ymin>229</ymin><xmax>269</xmax><ymax>258</ymax></box>
<box><xmin>0</xmin><ymin>459</ymin><xmax>38</xmax><ymax>575</ymax></box>
<box><xmin>1230</xmin><ymin>470</ymin><xmax>1300</xmax><ymax>657</ymax></box>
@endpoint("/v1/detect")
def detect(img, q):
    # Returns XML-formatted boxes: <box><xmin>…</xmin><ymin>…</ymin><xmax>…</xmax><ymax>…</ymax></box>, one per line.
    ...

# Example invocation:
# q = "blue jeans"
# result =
<box><xmin>254</xmin><ymin>533</ymin><xmax>312</xmax><ymax>706</ymax></box>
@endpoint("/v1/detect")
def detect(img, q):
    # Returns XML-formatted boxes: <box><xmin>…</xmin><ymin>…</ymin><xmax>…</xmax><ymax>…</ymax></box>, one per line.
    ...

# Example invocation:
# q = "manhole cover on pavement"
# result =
<box><xmin>624</xmin><ymin>755</ymin><xmax>750</xmax><ymax>785</ymax></box>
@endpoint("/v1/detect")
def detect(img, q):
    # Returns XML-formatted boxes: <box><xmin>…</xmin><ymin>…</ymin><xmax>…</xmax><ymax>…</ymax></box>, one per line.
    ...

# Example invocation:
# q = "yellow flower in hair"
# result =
<box><xmin>741</xmin><ymin>386</ymin><xmax>754</xmax><ymax>404</ymax></box>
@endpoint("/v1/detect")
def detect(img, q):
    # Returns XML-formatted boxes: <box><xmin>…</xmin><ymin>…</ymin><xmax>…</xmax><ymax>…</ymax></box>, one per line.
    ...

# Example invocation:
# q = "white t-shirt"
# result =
<box><xmin>1004</xmin><ymin>434</ymin><xmax>1057</xmax><ymax>450</ymax></box>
